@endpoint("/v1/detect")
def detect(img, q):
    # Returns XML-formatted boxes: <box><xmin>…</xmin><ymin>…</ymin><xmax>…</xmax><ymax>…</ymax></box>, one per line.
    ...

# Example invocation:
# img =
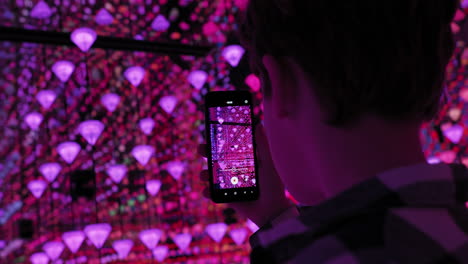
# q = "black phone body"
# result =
<box><xmin>205</xmin><ymin>91</ymin><xmax>260</xmax><ymax>203</ymax></box>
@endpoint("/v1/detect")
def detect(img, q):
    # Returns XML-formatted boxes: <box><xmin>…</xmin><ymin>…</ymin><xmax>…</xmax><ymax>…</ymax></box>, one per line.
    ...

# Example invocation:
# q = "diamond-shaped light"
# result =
<box><xmin>151</xmin><ymin>14</ymin><xmax>170</xmax><ymax>31</ymax></box>
<box><xmin>43</xmin><ymin>241</ymin><xmax>65</xmax><ymax>261</ymax></box>
<box><xmin>62</xmin><ymin>231</ymin><xmax>85</xmax><ymax>253</ymax></box>
<box><xmin>71</xmin><ymin>28</ymin><xmax>97</xmax><ymax>52</ymax></box>
<box><xmin>205</xmin><ymin>223</ymin><xmax>227</xmax><ymax>243</ymax></box>
<box><xmin>112</xmin><ymin>239</ymin><xmax>133</xmax><ymax>259</ymax></box>
<box><xmin>222</xmin><ymin>45</ymin><xmax>245</xmax><ymax>67</ymax></box>
<box><xmin>188</xmin><ymin>70</ymin><xmax>208</xmax><ymax>90</ymax></box>
<box><xmin>131</xmin><ymin>145</ymin><xmax>154</xmax><ymax>166</ymax></box>
<box><xmin>139</xmin><ymin>118</ymin><xmax>155</xmax><ymax>135</ymax></box>
<box><xmin>153</xmin><ymin>245</ymin><xmax>169</xmax><ymax>262</ymax></box>
<box><xmin>146</xmin><ymin>180</ymin><xmax>162</xmax><ymax>196</ymax></box>
<box><xmin>39</xmin><ymin>163</ymin><xmax>61</xmax><ymax>183</ymax></box>
<box><xmin>124</xmin><ymin>66</ymin><xmax>145</xmax><ymax>87</ymax></box>
<box><xmin>229</xmin><ymin>228</ymin><xmax>247</xmax><ymax>245</ymax></box>
<box><xmin>84</xmin><ymin>223</ymin><xmax>112</xmax><ymax>249</ymax></box>
<box><xmin>139</xmin><ymin>229</ymin><xmax>163</xmax><ymax>250</ymax></box>
<box><xmin>52</xmin><ymin>60</ymin><xmax>75</xmax><ymax>82</ymax></box>
<box><xmin>106</xmin><ymin>164</ymin><xmax>127</xmax><ymax>184</ymax></box>
<box><xmin>30</xmin><ymin>0</ymin><xmax>52</xmax><ymax>19</ymax></box>
<box><xmin>28</xmin><ymin>180</ymin><xmax>47</xmax><ymax>199</ymax></box>
<box><xmin>246</xmin><ymin>219</ymin><xmax>259</xmax><ymax>233</ymax></box>
<box><xmin>25</xmin><ymin>112</ymin><xmax>43</xmax><ymax>131</ymax></box>
<box><xmin>167</xmin><ymin>161</ymin><xmax>185</xmax><ymax>180</ymax></box>
<box><xmin>78</xmin><ymin>120</ymin><xmax>104</xmax><ymax>145</ymax></box>
<box><xmin>95</xmin><ymin>8</ymin><xmax>114</xmax><ymax>25</ymax></box>
<box><xmin>173</xmin><ymin>233</ymin><xmax>191</xmax><ymax>251</ymax></box>
<box><xmin>57</xmin><ymin>142</ymin><xmax>81</xmax><ymax>164</ymax></box>
<box><xmin>443</xmin><ymin>124</ymin><xmax>464</xmax><ymax>144</ymax></box>
<box><xmin>159</xmin><ymin>96</ymin><xmax>177</xmax><ymax>114</ymax></box>
<box><xmin>36</xmin><ymin>90</ymin><xmax>57</xmax><ymax>109</ymax></box>
<box><xmin>30</xmin><ymin>252</ymin><xmax>49</xmax><ymax>264</ymax></box>
<box><xmin>101</xmin><ymin>93</ymin><xmax>120</xmax><ymax>112</ymax></box>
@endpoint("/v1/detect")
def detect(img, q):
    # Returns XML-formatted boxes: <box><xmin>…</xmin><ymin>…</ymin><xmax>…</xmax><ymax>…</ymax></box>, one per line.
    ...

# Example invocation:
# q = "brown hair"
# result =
<box><xmin>239</xmin><ymin>0</ymin><xmax>459</xmax><ymax>126</ymax></box>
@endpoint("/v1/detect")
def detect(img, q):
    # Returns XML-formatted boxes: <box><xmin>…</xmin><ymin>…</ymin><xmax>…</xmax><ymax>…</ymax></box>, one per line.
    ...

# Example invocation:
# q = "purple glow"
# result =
<box><xmin>112</xmin><ymin>239</ymin><xmax>133</xmax><ymax>259</ymax></box>
<box><xmin>229</xmin><ymin>228</ymin><xmax>247</xmax><ymax>245</ymax></box>
<box><xmin>25</xmin><ymin>112</ymin><xmax>43</xmax><ymax>131</ymax></box>
<box><xmin>62</xmin><ymin>231</ymin><xmax>85</xmax><ymax>253</ymax></box>
<box><xmin>427</xmin><ymin>156</ymin><xmax>441</xmax><ymax>164</ymax></box>
<box><xmin>52</xmin><ymin>60</ymin><xmax>75</xmax><ymax>82</ymax></box>
<box><xmin>78</xmin><ymin>120</ymin><xmax>105</xmax><ymax>145</ymax></box>
<box><xmin>188</xmin><ymin>70</ymin><xmax>208</xmax><ymax>90</ymax></box>
<box><xmin>95</xmin><ymin>8</ymin><xmax>114</xmax><ymax>25</ymax></box>
<box><xmin>131</xmin><ymin>145</ymin><xmax>154</xmax><ymax>166</ymax></box>
<box><xmin>151</xmin><ymin>15</ymin><xmax>170</xmax><ymax>31</ymax></box>
<box><xmin>71</xmin><ymin>28</ymin><xmax>97</xmax><ymax>52</ymax></box>
<box><xmin>43</xmin><ymin>241</ymin><xmax>65</xmax><ymax>261</ymax></box>
<box><xmin>205</xmin><ymin>223</ymin><xmax>227</xmax><ymax>243</ymax></box>
<box><xmin>159</xmin><ymin>96</ymin><xmax>178</xmax><ymax>114</ymax></box>
<box><xmin>36</xmin><ymin>90</ymin><xmax>57</xmax><ymax>109</ymax></box>
<box><xmin>443</xmin><ymin>124</ymin><xmax>464</xmax><ymax>144</ymax></box>
<box><xmin>222</xmin><ymin>45</ymin><xmax>245</xmax><ymax>67</ymax></box>
<box><xmin>463</xmin><ymin>0</ymin><xmax>468</xmax><ymax>8</ymax></box>
<box><xmin>146</xmin><ymin>180</ymin><xmax>162</xmax><ymax>196</ymax></box>
<box><xmin>30</xmin><ymin>0</ymin><xmax>52</xmax><ymax>19</ymax></box>
<box><xmin>153</xmin><ymin>245</ymin><xmax>169</xmax><ymax>261</ymax></box>
<box><xmin>30</xmin><ymin>252</ymin><xmax>49</xmax><ymax>264</ymax></box>
<box><xmin>84</xmin><ymin>223</ymin><xmax>112</xmax><ymax>249</ymax></box>
<box><xmin>167</xmin><ymin>161</ymin><xmax>185</xmax><ymax>180</ymax></box>
<box><xmin>139</xmin><ymin>229</ymin><xmax>163</xmax><ymax>250</ymax></box>
<box><xmin>124</xmin><ymin>66</ymin><xmax>145</xmax><ymax>87</ymax></box>
<box><xmin>39</xmin><ymin>163</ymin><xmax>62</xmax><ymax>183</ymax></box>
<box><xmin>101</xmin><ymin>93</ymin><xmax>120</xmax><ymax>112</ymax></box>
<box><xmin>246</xmin><ymin>219</ymin><xmax>259</xmax><ymax>232</ymax></box>
<box><xmin>173</xmin><ymin>233</ymin><xmax>191</xmax><ymax>251</ymax></box>
<box><xmin>139</xmin><ymin>118</ymin><xmax>155</xmax><ymax>135</ymax></box>
<box><xmin>106</xmin><ymin>164</ymin><xmax>127</xmax><ymax>184</ymax></box>
<box><xmin>57</xmin><ymin>142</ymin><xmax>81</xmax><ymax>164</ymax></box>
<box><xmin>27</xmin><ymin>180</ymin><xmax>47</xmax><ymax>199</ymax></box>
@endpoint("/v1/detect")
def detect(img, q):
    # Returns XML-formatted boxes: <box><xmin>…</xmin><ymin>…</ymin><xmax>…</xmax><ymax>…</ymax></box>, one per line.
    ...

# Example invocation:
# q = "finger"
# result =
<box><xmin>200</xmin><ymin>170</ymin><xmax>209</xmax><ymax>181</ymax></box>
<box><xmin>202</xmin><ymin>187</ymin><xmax>210</xmax><ymax>199</ymax></box>
<box><xmin>198</xmin><ymin>144</ymin><xmax>207</xmax><ymax>157</ymax></box>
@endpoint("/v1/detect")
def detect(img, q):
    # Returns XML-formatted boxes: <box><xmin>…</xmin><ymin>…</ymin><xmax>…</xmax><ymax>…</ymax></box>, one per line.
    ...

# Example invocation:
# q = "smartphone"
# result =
<box><xmin>205</xmin><ymin>91</ymin><xmax>259</xmax><ymax>203</ymax></box>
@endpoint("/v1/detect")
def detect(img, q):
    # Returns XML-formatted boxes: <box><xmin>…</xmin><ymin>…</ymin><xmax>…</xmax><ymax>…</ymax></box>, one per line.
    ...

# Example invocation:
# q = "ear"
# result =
<box><xmin>262</xmin><ymin>55</ymin><xmax>298</xmax><ymax>119</ymax></box>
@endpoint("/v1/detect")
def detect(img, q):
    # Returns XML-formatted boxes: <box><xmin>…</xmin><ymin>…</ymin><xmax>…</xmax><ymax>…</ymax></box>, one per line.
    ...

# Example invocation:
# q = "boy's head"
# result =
<box><xmin>240</xmin><ymin>0</ymin><xmax>459</xmax><ymax>203</ymax></box>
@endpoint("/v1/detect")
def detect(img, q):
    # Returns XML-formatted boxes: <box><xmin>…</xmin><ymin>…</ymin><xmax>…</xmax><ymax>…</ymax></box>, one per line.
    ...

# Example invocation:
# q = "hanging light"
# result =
<box><xmin>30</xmin><ymin>252</ymin><xmax>49</xmax><ymax>264</ymax></box>
<box><xmin>166</xmin><ymin>161</ymin><xmax>185</xmax><ymax>180</ymax></box>
<box><xmin>57</xmin><ymin>142</ymin><xmax>81</xmax><ymax>164</ymax></box>
<box><xmin>43</xmin><ymin>241</ymin><xmax>65</xmax><ymax>261</ymax></box>
<box><xmin>124</xmin><ymin>66</ymin><xmax>145</xmax><ymax>87</ymax></box>
<box><xmin>78</xmin><ymin>120</ymin><xmax>105</xmax><ymax>145</ymax></box>
<box><xmin>187</xmin><ymin>70</ymin><xmax>208</xmax><ymax>90</ymax></box>
<box><xmin>39</xmin><ymin>163</ymin><xmax>62</xmax><ymax>183</ymax></box>
<box><xmin>30</xmin><ymin>0</ymin><xmax>52</xmax><ymax>19</ymax></box>
<box><xmin>52</xmin><ymin>60</ymin><xmax>75</xmax><ymax>82</ymax></box>
<box><xmin>145</xmin><ymin>180</ymin><xmax>162</xmax><ymax>196</ymax></box>
<box><xmin>159</xmin><ymin>96</ymin><xmax>178</xmax><ymax>114</ymax></box>
<box><xmin>245</xmin><ymin>74</ymin><xmax>261</xmax><ymax>92</ymax></box>
<box><xmin>442</xmin><ymin>124</ymin><xmax>464</xmax><ymax>144</ymax></box>
<box><xmin>101</xmin><ymin>93</ymin><xmax>120</xmax><ymax>112</ymax></box>
<box><xmin>106</xmin><ymin>164</ymin><xmax>127</xmax><ymax>184</ymax></box>
<box><xmin>173</xmin><ymin>233</ymin><xmax>191</xmax><ymax>251</ymax></box>
<box><xmin>139</xmin><ymin>118</ymin><xmax>155</xmax><ymax>135</ymax></box>
<box><xmin>131</xmin><ymin>145</ymin><xmax>154</xmax><ymax>166</ymax></box>
<box><xmin>139</xmin><ymin>229</ymin><xmax>163</xmax><ymax>250</ymax></box>
<box><xmin>205</xmin><ymin>223</ymin><xmax>227</xmax><ymax>243</ymax></box>
<box><xmin>95</xmin><ymin>8</ymin><xmax>114</xmax><ymax>26</ymax></box>
<box><xmin>229</xmin><ymin>228</ymin><xmax>247</xmax><ymax>245</ymax></box>
<box><xmin>153</xmin><ymin>245</ymin><xmax>169</xmax><ymax>262</ymax></box>
<box><xmin>151</xmin><ymin>14</ymin><xmax>170</xmax><ymax>31</ymax></box>
<box><xmin>62</xmin><ymin>231</ymin><xmax>85</xmax><ymax>253</ymax></box>
<box><xmin>36</xmin><ymin>90</ymin><xmax>57</xmax><ymax>109</ymax></box>
<box><xmin>84</xmin><ymin>223</ymin><xmax>112</xmax><ymax>249</ymax></box>
<box><xmin>25</xmin><ymin>112</ymin><xmax>43</xmax><ymax>131</ymax></box>
<box><xmin>222</xmin><ymin>45</ymin><xmax>245</xmax><ymax>67</ymax></box>
<box><xmin>27</xmin><ymin>180</ymin><xmax>47</xmax><ymax>199</ymax></box>
<box><xmin>246</xmin><ymin>219</ymin><xmax>259</xmax><ymax>233</ymax></box>
<box><xmin>71</xmin><ymin>28</ymin><xmax>97</xmax><ymax>52</ymax></box>
<box><xmin>112</xmin><ymin>239</ymin><xmax>133</xmax><ymax>259</ymax></box>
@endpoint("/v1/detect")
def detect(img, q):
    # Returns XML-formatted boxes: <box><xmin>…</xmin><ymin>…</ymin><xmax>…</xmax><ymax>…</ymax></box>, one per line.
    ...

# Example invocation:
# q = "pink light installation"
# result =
<box><xmin>167</xmin><ymin>161</ymin><xmax>185</xmax><ymax>180</ymax></box>
<box><xmin>39</xmin><ymin>163</ymin><xmax>62</xmax><ymax>182</ymax></box>
<box><xmin>95</xmin><ymin>8</ymin><xmax>114</xmax><ymax>25</ymax></box>
<box><xmin>427</xmin><ymin>156</ymin><xmax>441</xmax><ymax>164</ymax></box>
<box><xmin>78</xmin><ymin>120</ymin><xmax>105</xmax><ymax>145</ymax></box>
<box><xmin>43</xmin><ymin>241</ymin><xmax>65</xmax><ymax>261</ymax></box>
<box><xmin>222</xmin><ymin>45</ymin><xmax>245</xmax><ymax>67</ymax></box>
<box><xmin>187</xmin><ymin>70</ymin><xmax>208</xmax><ymax>90</ymax></box>
<box><xmin>205</xmin><ymin>223</ymin><xmax>227</xmax><ymax>243</ymax></box>
<box><xmin>139</xmin><ymin>229</ymin><xmax>163</xmax><ymax>250</ymax></box>
<box><xmin>131</xmin><ymin>145</ymin><xmax>154</xmax><ymax>166</ymax></box>
<box><xmin>30</xmin><ymin>0</ymin><xmax>52</xmax><ymax>19</ymax></box>
<box><xmin>443</xmin><ymin>124</ymin><xmax>464</xmax><ymax>144</ymax></box>
<box><xmin>52</xmin><ymin>60</ymin><xmax>75</xmax><ymax>82</ymax></box>
<box><xmin>146</xmin><ymin>180</ymin><xmax>162</xmax><ymax>196</ymax></box>
<box><xmin>246</xmin><ymin>219</ymin><xmax>259</xmax><ymax>233</ymax></box>
<box><xmin>151</xmin><ymin>14</ymin><xmax>170</xmax><ymax>31</ymax></box>
<box><xmin>27</xmin><ymin>180</ymin><xmax>47</xmax><ymax>199</ymax></box>
<box><xmin>124</xmin><ymin>66</ymin><xmax>145</xmax><ymax>87</ymax></box>
<box><xmin>112</xmin><ymin>239</ymin><xmax>133</xmax><ymax>259</ymax></box>
<box><xmin>84</xmin><ymin>223</ymin><xmax>112</xmax><ymax>249</ymax></box>
<box><xmin>62</xmin><ymin>231</ymin><xmax>85</xmax><ymax>253</ymax></box>
<box><xmin>173</xmin><ymin>233</ymin><xmax>191</xmax><ymax>251</ymax></box>
<box><xmin>101</xmin><ymin>93</ymin><xmax>120</xmax><ymax>112</ymax></box>
<box><xmin>139</xmin><ymin>118</ymin><xmax>155</xmax><ymax>135</ymax></box>
<box><xmin>25</xmin><ymin>112</ymin><xmax>43</xmax><ymax>131</ymax></box>
<box><xmin>106</xmin><ymin>164</ymin><xmax>127</xmax><ymax>184</ymax></box>
<box><xmin>36</xmin><ymin>90</ymin><xmax>57</xmax><ymax>109</ymax></box>
<box><xmin>245</xmin><ymin>74</ymin><xmax>261</xmax><ymax>92</ymax></box>
<box><xmin>71</xmin><ymin>28</ymin><xmax>97</xmax><ymax>52</ymax></box>
<box><xmin>159</xmin><ymin>96</ymin><xmax>178</xmax><ymax>114</ymax></box>
<box><xmin>57</xmin><ymin>142</ymin><xmax>81</xmax><ymax>164</ymax></box>
<box><xmin>30</xmin><ymin>252</ymin><xmax>49</xmax><ymax>264</ymax></box>
<box><xmin>153</xmin><ymin>245</ymin><xmax>169</xmax><ymax>262</ymax></box>
<box><xmin>229</xmin><ymin>228</ymin><xmax>247</xmax><ymax>245</ymax></box>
